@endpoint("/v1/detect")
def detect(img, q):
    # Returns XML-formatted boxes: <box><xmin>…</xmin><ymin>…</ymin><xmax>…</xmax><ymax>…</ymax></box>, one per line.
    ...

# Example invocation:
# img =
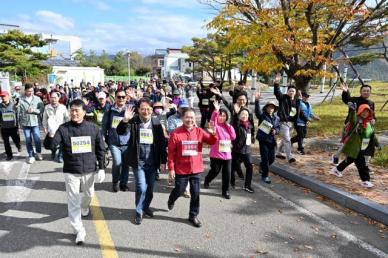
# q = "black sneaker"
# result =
<box><xmin>299</xmin><ymin>150</ymin><xmax>305</xmax><ymax>155</ymax></box>
<box><xmin>276</xmin><ymin>154</ymin><xmax>286</xmax><ymax>159</ymax></box>
<box><xmin>135</xmin><ymin>213</ymin><xmax>142</xmax><ymax>225</ymax></box>
<box><xmin>222</xmin><ymin>192</ymin><xmax>231</xmax><ymax>199</ymax></box>
<box><xmin>203</xmin><ymin>181</ymin><xmax>209</xmax><ymax>189</ymax></box>
<box><xmin>288</xmin><ymin>158</ymin><xmax>296</xmax><ymax>163</ymax></box>
<box><xmin>144</xmin><ymin>208</ymin><xmax>154</xmax><ymax>218</ymax></box>
<box><xmin>188</xmin><ymin>217</ymin><xmax>202</xmax><ymax>228</ymax></box>
<box><xmin>261</xmin><ymin>176</ymin><xmax>271</xmax><ymax>184</ymax></box>
<box><xmin>244</xmin><ymin>186</ymin><xmax>254</xmax><ymax>193</ymax></box>
<box><xmin>167</xmin><ymin>200</ymin><xmax>174</xmax><ymax>210</ymax></box>
<box><xmin>17</xmin><ymin>147</ymin><xmax>22</xmax><ymax>153</ymax></box>
<box><xmin>112</xmin><ymin>183</ymin><xmax>119</xmax><ymax>193</ymax></box>
<box><xmin>5</xmin><ymin>156</ymin><xmax>13</xmax><ymax>161</ymax></box>
<box><xmin>332</xmin><ymin>155</ymin><xmax>339</xmax><ymax>165</ymax></box>
<box><xmin>119</xmin><ymin>184</ymin><xmax>129</xmax><ymax>192</ymax></box>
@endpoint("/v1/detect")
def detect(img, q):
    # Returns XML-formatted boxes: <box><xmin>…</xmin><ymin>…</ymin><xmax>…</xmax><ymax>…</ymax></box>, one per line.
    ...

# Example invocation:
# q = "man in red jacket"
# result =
<box><xmin>167</xmin><ymin>108</ymin><xmax>217</xmax><ymax>227</ymax></box>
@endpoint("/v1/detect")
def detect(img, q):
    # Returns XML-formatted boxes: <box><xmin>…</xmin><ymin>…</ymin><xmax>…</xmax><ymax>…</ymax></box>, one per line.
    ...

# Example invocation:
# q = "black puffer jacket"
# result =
<box><xmin>52</xmin><ymin>120</ymin><xmax>105</xmax><ymax>174</ymax></box>
<box><xmin>116</xmin><ymin>115</ymin><xmax>167</xmax><ymax>168</ymax></box>
<box><xmin>274</xmin><ymin>83</ymin><xmax>308</xmax><ymax>123</ymax></box>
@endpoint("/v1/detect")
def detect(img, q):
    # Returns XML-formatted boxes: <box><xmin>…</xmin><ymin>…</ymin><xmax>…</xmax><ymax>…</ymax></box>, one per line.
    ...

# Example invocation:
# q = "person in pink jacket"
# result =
<box><xmin>204</xmin><ymin>100</ymin><xmax>236</xmax><ymax>199</ymax></box>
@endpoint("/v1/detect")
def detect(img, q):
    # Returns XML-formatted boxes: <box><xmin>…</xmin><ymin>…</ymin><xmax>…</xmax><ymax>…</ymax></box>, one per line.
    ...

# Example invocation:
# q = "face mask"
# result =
<box><xmin>154</xmin><ymin>108</ymin><xmax>163</xmax><ymax>115</ymax></box>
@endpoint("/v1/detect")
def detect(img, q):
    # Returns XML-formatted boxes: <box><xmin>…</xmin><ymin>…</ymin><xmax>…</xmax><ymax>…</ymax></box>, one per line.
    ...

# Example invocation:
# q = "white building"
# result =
<box><xmin>160</xmin><ymin>48</ymin><xmax>192</xmax><ymax>79</ymax></box>
<box><xmin>51</xmin><ymin>66</ymin><xmax>104</xmax><ymax>87</ymax></box>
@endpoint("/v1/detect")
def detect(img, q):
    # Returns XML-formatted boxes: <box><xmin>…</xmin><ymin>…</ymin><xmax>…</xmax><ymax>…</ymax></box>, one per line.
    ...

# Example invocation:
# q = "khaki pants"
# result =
<box><xmin>64</xmin><ymin>172</ymin><xmax>95</xmax><ymax>233</ymax></box>
<box><xmin>277</xmin><ymin>122</ymin><xmax>294</xmax><ymax>161</ymax></box>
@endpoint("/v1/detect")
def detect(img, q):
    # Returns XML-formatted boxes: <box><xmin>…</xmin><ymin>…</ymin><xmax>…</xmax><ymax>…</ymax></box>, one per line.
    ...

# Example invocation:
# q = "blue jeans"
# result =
<box><xmin>23</xmin><ymin>126</ymin><xmax>41</xmax><ymax>157</ymax></box>
<box><xmin>132</xmin><ymin>164</ymin><xmax>157</xmax><ymax>215</ymax></box>
<box><xmin>110</xmin><ymin>145</ymin><xmax>130</xmax><ymax>186</ymax></box>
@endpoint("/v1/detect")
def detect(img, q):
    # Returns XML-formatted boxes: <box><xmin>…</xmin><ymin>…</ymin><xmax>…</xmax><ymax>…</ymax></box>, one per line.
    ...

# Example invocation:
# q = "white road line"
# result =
<box><xmin>253</xmin><ymin>181</ymin><xmax>388</xmax><ymax>258</ymax></box>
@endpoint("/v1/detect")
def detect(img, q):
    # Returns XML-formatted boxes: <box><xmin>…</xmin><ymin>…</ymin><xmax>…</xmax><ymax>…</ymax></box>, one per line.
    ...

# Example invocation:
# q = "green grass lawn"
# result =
<box><xmin>309</xmin><ymin>81</ymin><xmax>388</xmax><ymax>167</ymax></box>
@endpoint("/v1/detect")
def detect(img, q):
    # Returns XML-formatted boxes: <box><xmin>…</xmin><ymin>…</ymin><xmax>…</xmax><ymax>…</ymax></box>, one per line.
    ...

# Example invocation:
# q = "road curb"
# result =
<box><xmin>252</xmin><ymin>157</ymin><xmax>388</xmax><ymax>226</ymax></box>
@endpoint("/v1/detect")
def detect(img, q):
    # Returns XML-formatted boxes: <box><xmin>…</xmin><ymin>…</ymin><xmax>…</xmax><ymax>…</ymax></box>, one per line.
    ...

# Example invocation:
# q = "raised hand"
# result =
<box><xmin>274</xmin><ymin>73</ymin><xmax>281</xmax><ymax>84</ymax></box>
<box><xmin>342</xmin><ymin>83</ymin><xmax>349</xmax><ymax>92</ymax></box>
<box><xmin>123</xmin><ymin>106</ymin><xmax>135</xmax><ymax>122</ymax></box>
<box><xmin>208</xmin><ymin>121</ymin><xmax>216</xmax><ymax>135</ymax></box>
<box><xmin>210</xmin><ymin>87</ymin><xmax>221</xmax><ymax>96</ymax></box>
<box><xmin>213</xmin><ymin>100</ymin><xmax>220</xmax><ymax>111</ymax></box>
<box><xmin>255</xmin><ymin>91</ymin><xmax>261</xmax><ymax>100</ymax></box>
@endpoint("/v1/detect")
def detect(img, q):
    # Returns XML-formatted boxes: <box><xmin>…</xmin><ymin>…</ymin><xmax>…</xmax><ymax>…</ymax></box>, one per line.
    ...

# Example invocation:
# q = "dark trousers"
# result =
<box><xmin>231</xmin><ymin>152</ymin><xmax>253</xmax><ymax>188</ymax></box>
<box><xmin>205</xmin><ymin>158</ymin><xmax>231</xmax><ymax>194</ymax></box>
<box><xmin>259</xmin><ymin>141</ymin><xmax>275</xmax><ymax>178</ymax></box>
<box><xmin>1</xmin><ymin>128</ymin><xmax>21</xmax><ymax>158</ymax></box>
<box><xmin>200</xmin><ymin>108</ymin><xmax>210</xmax><ymax>128</ymax></box>
<box><xmin>168</xmin><ymin>173</ymin><xmax>201</xmax><ymax>218</ymax></box>
<box><xmin>337</xmin><ymin>152</ymin><xmax>370</xmax><ymax>181</ymax></box>
<box><xmin>291</xmin><ymin>125</ymin><xmax>307</xmax><ymax>151</ymax></box>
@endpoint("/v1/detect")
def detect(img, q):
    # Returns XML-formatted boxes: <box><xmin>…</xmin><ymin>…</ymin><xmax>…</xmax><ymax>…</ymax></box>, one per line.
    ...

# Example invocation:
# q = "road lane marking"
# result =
<box><xmin>253</xmin><ymin>181</ymin><xmax>388</xmax><ymax>258</ymax></box>
<box><xmin>90</xmin><ymin>195</ymin><xmax>119</xmax><ymax>258</ymax></box>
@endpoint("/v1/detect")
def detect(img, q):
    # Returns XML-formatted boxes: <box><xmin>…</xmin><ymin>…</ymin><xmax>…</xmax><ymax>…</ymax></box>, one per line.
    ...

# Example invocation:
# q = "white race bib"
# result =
<box><xmin>182</xmin><ymin>140</ymin><xmax>198</xmax><ymax>156</ymax></box>
<box><xmin>218</xmin><ymin>140</ymin><xmax>231</xmax><ymax>153</ymax></box>
<box><xmin>201</xmin><ymin>99</ymin><xmax>209</xmax><ymax>106</ymax></box>
<box><xmin>246</xmin><ymin>133</ymin><xmax>252</xmax><ymax>146</ymax></box>
<box><xmin>258</xmin><ymin>120</ymin><xmax>273</xmax><ymax>135</ymax></box>
<box><xmin>289</xmin><ymin>107</ymin><xmax>297</xmax><ymax>117</ymax></box>
<box><xmin>2</xmin><ymin>112</ymin><xmax>15</xmax><ymax>122</ymax></box>
<box><xmin>96</xmin><ymin>113</ymin><xmax>104</xmax><ymax>123</ymax></box>
<box><xmin>140</xmin><ymin>128</ymin><xmax>153</xmax><ymax>144</ymax></box>
<box><xmin>71</xmin><ymin>136</ymin><xmax>92</xmax><ymax>154</ymax></box>
<box><xmin>361</xmin><ymin>138</ymin><xmax>370</xmax><ymax>150</ymax></box>
<box><xmin>111</xmin><ymin>116</ymin><xmax>123</xmax><ymax>129</ymax></box>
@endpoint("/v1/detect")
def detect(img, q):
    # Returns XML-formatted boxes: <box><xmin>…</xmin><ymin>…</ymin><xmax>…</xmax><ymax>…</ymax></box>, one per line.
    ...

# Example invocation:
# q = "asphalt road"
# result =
<box><xmin>0</xmin><ymin>146</ymin><xmax>387</xmax><ymax>258</ymax></box>
<box><xmin>0</xmin><ymin>89</ymin><xmax>387</xmax><ymax>258</ymax></box>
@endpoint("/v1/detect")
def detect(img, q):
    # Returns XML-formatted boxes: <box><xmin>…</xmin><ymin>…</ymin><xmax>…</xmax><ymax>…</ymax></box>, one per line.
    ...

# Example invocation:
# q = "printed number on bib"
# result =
<box><xmin>111</xmin><ymin>116</ymin><xmax>123</xmax><ymax>129</ymax></box>
<box><xmin>246</xmin><ymin>133</ymin><xmax>252</xmax><ymax>146</ymax></box>
<box><xmin>140</xmin><ymin>128</ymin><xmax>153</xmax><ymax>144</ymax></box>
<box><xmin>71</xmin><ymin>136</ymin><xmax>92</xmax><ymax>154</ymax></box>
<box><xmin>258</xmin><ymin>120</ymin><xmax>273</xmax><ymax>134</ymax></box>
<box><xmin>361</xmin><ymin>138</ymin><xmax>370</xmax><ymax>150</ymax></box>
<box><xmin>289</xmin><ymin>107</ymin><xmax>297</xmax><ymax>117</ymax></box>
<box><xmin>201</xmin><ymin>99</ymin><xmax>209</xmax><ymax>105</ymax></box>
<box><xmin>97</xmin><ymin>113</ymin><xmax>104</xmax><ymax>123</ymax></box>
<box><xmin>182</xmin><ymin>140</ymin><xmax>198</xmax><ymax>156</ymax></box>
<box><xmin>2</xmin><ymin>113</ymin><xmax>15</xmax><ymax>122</ymax></box>
<box><xmin>219</xmin><ymin>140</ymin><xmax>231</xmax><ymax>153</ymax></box>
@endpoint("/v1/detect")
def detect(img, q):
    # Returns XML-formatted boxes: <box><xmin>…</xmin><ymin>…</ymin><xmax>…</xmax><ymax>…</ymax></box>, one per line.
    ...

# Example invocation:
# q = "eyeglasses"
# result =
<box><xmin>116</xmin><ymin>96</ymin><xmax>126</xmax><ymax>99</ymax></box>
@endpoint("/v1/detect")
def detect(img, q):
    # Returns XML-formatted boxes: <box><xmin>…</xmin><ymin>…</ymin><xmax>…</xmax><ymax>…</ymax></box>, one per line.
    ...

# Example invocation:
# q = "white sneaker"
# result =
<box><xmin>75</xmin><ymin>228</ymin><xmax>86</xmax><ymax>245</ymax></box>
<box><xmin>35</xmin><ymin>153</ymin><xmax>43</xmax><ymax>161</ymax></box>
<box><xmin>26</xmin><ymin>157</ymin><xmax>35</xmax><ymax>164</ymax></box>
<box><xmin>330</xmin><ymin>167</ymin><xmax>343</xmax><ymax>177</ymax></box>
<box><xmin>361</xmin><ymin>181</ymin><xmax>374</xmax><ymax>188</ymax></box>
<box><xmin>81</xmin><ymin>208</ymin><xmax>90</xmax><ymax>217</ymax></box>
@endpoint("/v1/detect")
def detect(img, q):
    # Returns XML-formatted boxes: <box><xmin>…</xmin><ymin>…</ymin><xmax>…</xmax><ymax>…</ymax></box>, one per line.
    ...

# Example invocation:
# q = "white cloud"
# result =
<box><xmin>70</xmin><ymin>0</ymin><xmax>111</xmax><ymax>11</ymax></box>
<box><xmin>80</xmin><ymin>14</ymin><xmax>208</xmax><ymax>54</ymax></box>
<box><xmin>35</xmin><ymin>10</ymin><xmax>74</xmax><ymax>30</ymax></box>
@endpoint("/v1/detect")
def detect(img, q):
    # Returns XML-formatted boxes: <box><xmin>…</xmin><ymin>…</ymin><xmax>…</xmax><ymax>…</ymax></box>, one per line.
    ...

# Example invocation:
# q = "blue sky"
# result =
<box><xmin>0</xmin><ymin>0</ymin><xmax>215</xmax><ymax>54</ymax></box>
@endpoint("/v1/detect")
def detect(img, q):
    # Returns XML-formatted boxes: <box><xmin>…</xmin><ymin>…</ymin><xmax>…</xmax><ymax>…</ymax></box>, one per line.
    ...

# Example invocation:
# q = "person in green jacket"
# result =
<box><xmin>330</xmin><ymin>103</ymin><xmax>379</xmax><ymax>188</ymax></box>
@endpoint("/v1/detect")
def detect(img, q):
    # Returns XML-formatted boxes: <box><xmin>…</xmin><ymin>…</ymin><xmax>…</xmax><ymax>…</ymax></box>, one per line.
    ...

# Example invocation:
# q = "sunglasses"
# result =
<box><xmin>116</xmin><ymin>96</ymin><xmax>126</xmax><ymax>99</ymax></box>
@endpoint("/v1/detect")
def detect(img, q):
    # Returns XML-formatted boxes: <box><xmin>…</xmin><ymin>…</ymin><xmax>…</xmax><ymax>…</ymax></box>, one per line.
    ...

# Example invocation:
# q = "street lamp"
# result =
<box><xmin>127</xmin><ymin>51</ymin><xmax>131</xmax><ymax>83</ymax></box>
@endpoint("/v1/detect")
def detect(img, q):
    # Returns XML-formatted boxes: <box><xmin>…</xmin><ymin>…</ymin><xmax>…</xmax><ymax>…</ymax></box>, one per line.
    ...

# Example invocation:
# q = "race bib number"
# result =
<box><xmin>289</xmin><ymin>107</ymin><xmax>297</xmax><ymax>117</ymax></box>
<box><xmin>258</xmin><ymin>120</ymin><xmax>273</xmax><ymax>134</ymax></box>
<box><xmin>71</xmin><ymin>136</ymin><xmax>92</xmax><ymax>154</ymax></box>
<box><xmin>140</xmin><ymin>128</ymin><xmax>153</xmax><ymax>144</ymax></box>
<box><xmin>218</xmin><ymin>140</ymin><xmax>231</xmax><ymax>153</ymax></box>
<box><xmin>111</xmin><ymin>116</ymin><xmax>123</xmax><ymax>129</ymax></box>
<box><xmin>201</xmin><ymin>99</ymin><xmax>209</xmax><ymax>105</ymax></box>
<box><xmin>182</xmin><ymin>140</ymin><xmax>198</xmax><ymax>156</ymax></box>
<box><xmin>361</xmin><ymin>138</ymin><xmax>370</xmax><ymax>150</ymax></box>
<box><xmin>210</xmin><ymin>96</ymin><xmax>216</xmax><ymax>101</ymax></box>
<box><xmin>96</xmin><ymin>113</ymin><xmax>104</xmax><ymax>123</ymax></box>
<box><xmin>246</xmin><ymin>133</ymin><xmax>252</xmax><ymax>146</ymax></box>
<box><xmin>2</xmin><ymin>112</ymin><xmax>15</xmax><ymax>122</ymax></box>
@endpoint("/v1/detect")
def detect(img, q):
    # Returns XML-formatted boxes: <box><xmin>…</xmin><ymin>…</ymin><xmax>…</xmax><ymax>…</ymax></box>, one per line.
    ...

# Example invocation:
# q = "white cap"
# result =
<box><xmin>97</xmin><ymin>92</ymin><xmax>106</xmax><ymax>99</ymax></box>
